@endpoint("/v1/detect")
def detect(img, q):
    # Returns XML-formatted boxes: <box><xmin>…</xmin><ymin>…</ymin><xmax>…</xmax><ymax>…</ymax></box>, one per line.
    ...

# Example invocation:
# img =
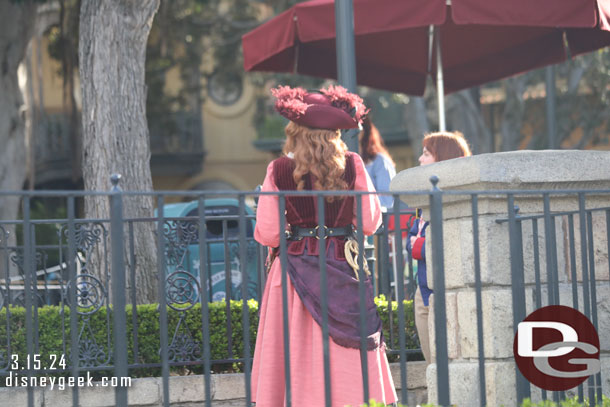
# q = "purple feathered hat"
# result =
<box><xmin>271</xmin><ymin>84</ymin><xmax>368</xmax><ymax>130</ymax></box>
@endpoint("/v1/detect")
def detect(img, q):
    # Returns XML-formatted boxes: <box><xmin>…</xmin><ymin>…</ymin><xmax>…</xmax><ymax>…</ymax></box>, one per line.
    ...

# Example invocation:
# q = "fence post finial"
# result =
<box><xmin>111</xmin><ymin>174</ymin><xmax>122</xmax><ymax>190</ymax></box>
<box><xmin>430</xmin><ymin>175</ymin><xmax>440</xmax><ymax>190</ymax></box>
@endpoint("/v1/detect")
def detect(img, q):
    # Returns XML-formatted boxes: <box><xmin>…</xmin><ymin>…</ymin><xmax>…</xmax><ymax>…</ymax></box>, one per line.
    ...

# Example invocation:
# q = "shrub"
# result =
<box><xmin>521</xmin><ymin>395</ymin><xmax>610</xmax><ymax>407</ymax></box>
<box><xmin>375</xmin><ymin>295</ymin><xmax>421</xmax><ymax>361</ymax></box>
<box><xmin>356</xmin><ymin>395</ymin><xmax>610</xmax><ymax>407</ymax></box>
<box><xmin>0</xmin><ymin>296</ymin><xmax>418</xmax><ymax>379</ymax></box>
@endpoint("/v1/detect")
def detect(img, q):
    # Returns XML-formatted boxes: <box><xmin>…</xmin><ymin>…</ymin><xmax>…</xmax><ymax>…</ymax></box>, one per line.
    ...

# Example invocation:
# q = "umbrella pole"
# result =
<box><xmin>335</xmin><ymin>0</ymin><xmax>360</xmax><ymax>153</ymax></box>
<box><xmin>435</xmin><ymin>26</ymin><xmax>446</xmax><ymax>132</ymax></box>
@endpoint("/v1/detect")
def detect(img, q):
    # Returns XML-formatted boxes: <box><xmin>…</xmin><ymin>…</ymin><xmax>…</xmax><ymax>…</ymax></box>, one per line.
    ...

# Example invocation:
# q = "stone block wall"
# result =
<box><xmin>0</xmin><ymin>362</ymin><xmax>427</xmax><ymax>406</ymax></box>
<box><xmin>391</xmin><ymin>150</ymin><xmax>610</xmax><ymax>406</ymax></box>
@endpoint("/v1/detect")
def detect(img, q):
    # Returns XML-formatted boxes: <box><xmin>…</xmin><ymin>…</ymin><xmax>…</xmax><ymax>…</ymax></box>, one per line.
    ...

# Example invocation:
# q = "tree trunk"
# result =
<box><xmin>500</xmin><ymin>75</ymin><xmax>529</xmax><ymax>152</ymax></box>
<box><xmin>0</xmin><ymin>0</ymin><xmax>36</xmax><ymax>214</ymax></box>
<box><xmin>404</xmin><ymin>96</ymin><xmax>430</xmax><ymax>164</ymax></box>
<box><xmin>446</xmin><ymin>89</ymin><xmax>493</xmax><ymax>154</ymax></box>
<box><xmin>0</xmin><ymin>0</ymin><xmax>36</xmax><ymax>278</ymax></box>
<box><xmin>79</xmin><ymin>0</ymin><xmax>160</xmax><ymax>303</ymax></box>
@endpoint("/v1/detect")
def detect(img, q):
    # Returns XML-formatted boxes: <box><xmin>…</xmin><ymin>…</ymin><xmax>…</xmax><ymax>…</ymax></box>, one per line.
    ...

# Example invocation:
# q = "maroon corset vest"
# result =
<box><xmin>273</xmin><ymin>152</ymin><xmax>357</xmax><ymax>260</ymax></box>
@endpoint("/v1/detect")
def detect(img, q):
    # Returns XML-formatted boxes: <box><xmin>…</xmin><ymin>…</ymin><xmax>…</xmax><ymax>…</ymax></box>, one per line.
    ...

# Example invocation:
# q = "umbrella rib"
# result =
<box><xmin>427</xmin><ymin>25</ymin><xmax>434</xmax><ymax>74</ymax></box>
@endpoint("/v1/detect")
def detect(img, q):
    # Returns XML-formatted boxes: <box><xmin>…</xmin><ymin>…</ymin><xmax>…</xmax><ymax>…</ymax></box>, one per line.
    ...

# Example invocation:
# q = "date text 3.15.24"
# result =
<box><xmin>10</xmin><ymin>354</ymin><xmax>67</xmax><ymax>370</ymax></box>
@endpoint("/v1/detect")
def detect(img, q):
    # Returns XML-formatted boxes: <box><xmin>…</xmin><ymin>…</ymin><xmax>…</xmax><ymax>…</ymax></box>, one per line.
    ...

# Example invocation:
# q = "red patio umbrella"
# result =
<box><xmin>243</xmin><ymin>0</ymin><xmax>610</xmax><ymax>128</ymax></box>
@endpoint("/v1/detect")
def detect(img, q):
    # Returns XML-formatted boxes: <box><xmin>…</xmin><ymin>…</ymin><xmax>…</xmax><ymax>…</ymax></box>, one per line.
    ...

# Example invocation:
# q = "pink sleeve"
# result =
<box><xmin>254</xmin><ymin>161</ymin><xmax>281</xmax><ymax>247</ymax></box>
<box><xmin>352</xmin><ymin>154</ymin><xmax>382</xmax><ymax>235</ymax></box>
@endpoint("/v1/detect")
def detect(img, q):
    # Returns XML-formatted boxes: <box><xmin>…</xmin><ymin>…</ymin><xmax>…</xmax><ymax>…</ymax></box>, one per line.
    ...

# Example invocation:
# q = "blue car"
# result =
<box><xmin>158</xmin><ymin>198</ymin><xmax>259</xmax><ymax>302</ymax></box>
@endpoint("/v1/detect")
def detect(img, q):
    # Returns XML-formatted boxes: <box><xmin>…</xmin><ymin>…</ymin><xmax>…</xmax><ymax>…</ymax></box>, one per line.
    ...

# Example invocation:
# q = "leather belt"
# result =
<box><xmin>287</xmin><ymin>225</ymin><xmax>354</xmax><ymax>240</ymax></box>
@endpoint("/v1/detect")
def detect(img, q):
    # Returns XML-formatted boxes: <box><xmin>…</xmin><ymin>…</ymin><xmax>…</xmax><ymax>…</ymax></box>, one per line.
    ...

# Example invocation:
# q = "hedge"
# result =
<box><xmin>360</xmin><ymin>396</ymin><xmax>610</xmax><ymax>407</ymax></box>
<box><xmin>521</xmin><ymin>396</ymin><xmax>610</xmax><ymax>407</ymax></box>
<box><xmin>0</xmin><ymin>296</ymin><xmax>417</xmax><ymax>378</ymax></box>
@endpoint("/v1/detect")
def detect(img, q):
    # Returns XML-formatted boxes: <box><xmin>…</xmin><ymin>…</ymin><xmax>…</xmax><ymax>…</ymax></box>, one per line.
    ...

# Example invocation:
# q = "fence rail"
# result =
<box><xmin>0</xmin><ymin>177</ymin><xmax>608</xmax><ymax>406</ymax></box>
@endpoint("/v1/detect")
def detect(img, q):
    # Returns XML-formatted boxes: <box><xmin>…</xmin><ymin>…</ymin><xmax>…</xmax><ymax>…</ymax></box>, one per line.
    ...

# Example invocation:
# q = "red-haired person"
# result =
<box><xmin>359</xmin><ymin>117</ymin><xmax>396</xmax><ymax>211</ymax></box>
<box><xmin>406</xmin><ymin>131</ymin><xmax>472</xmax><ymax>364</ymax></box>
<box><xmin>251</xmin><ymin>85</ymin><xmax>397</xmax><ymax>406</ymax></box>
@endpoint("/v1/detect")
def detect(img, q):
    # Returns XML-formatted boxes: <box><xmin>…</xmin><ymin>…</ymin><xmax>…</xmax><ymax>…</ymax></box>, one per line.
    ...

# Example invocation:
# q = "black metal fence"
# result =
<box><xmin>0</xmin><ymin>178</ymin><xmax>608</xmax><ymax>407</ymax></box>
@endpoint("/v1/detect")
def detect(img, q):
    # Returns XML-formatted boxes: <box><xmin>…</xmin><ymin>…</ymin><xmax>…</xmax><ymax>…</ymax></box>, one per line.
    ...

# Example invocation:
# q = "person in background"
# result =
<box><xmin>251</xmin><ymin>84</ymin><xmax>397</xmax><ymax>406</ymax></box>
<box><xmin>406</xmin><ymin>131</ymin><xmax>472</xmax><ymax>364</ymax></box>
<box><xmin>359</xmin><ymin>117</ymin><xmax>397</xmax><ymax>211</ymax></box>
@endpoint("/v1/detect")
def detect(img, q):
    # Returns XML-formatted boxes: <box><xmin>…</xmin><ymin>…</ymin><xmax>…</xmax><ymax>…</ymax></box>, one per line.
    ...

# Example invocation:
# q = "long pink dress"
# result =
<box><xmin>251</xmin><ymin>154</ymin><xmax>397</xmax><ymax>407</ymax></box>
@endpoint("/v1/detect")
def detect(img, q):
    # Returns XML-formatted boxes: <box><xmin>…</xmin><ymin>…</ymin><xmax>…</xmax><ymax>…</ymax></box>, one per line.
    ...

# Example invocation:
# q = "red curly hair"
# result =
<box><xmin>283</xmin><ymin>122</ymin><xmax>348</xmax><ymax>200</ymax></box>
<box><xmin>422</xmin><ymin>131</ymin><xmax>472</xmax><ymax>162</ymax></box>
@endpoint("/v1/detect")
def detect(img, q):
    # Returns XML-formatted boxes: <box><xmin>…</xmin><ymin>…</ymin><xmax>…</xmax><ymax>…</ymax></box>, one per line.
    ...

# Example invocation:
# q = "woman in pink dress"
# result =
<box><xmin>251</xmin><ymin>85</ymin><xmax>397</xmax><ymax>407</ymax></box>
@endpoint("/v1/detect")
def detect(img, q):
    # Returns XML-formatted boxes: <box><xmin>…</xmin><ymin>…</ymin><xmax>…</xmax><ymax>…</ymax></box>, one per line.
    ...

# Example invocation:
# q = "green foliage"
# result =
<box><xmin>351</xmin><ymin>399</ymin><xmax>432</xmax><ymax>407</ymax></box>
<box><xmin>553</xmin><ymin>49</ymin><xmax>610</xmax><ymax>149</ymax></box>
<box><xmin>0</xmin><ymin>296</ymin><xmax>419</xmax><ymax>379</ymax></box>
<box><xmin>375</xmin><ymin>295</ymin><xmax>421</xmax><ymax>361</ymax></box>
<box><xmin>521</xmin><ymin>395</ymin><xmax>610</xmax><ymax>407</ymax></box>
<box><xmin>256</xmin><ymin>115</ymin><xmax>289</xmax><ymax>140</ymax></box>
<box><xmin>125</xmin><ymin>300</ymin><xmax>260</xmax><ymax>376</ymax></box>
<box><xmin>350</xmin><ymin>399</ymin><xmax>407</xmax><ymax>407</ymax></box>
<box><xmin>0</xmin><ymin>305</ymin><xmax>111</xmax><ymax>380</ymax></box>
<box><xmin>0</xmin><ymin>301</ymin><xmax>259</xmax><ymax>380</ymax></box>
<box><xmin>358</xmin><ymin>395</ymin><xmax>610</xmax><ymax>407</ymax></box>
<box><xmin>15</xmin><ymin>198</ymin><xmax>67</xmax><ymax>267</ymax></box>
<box><xmin>361</xmin><ymin>88</ymin><xmax>410</xmax><ymax>140</ymax></box>
<box><xmin>250</xmin><ymin>73</ymin><xmax>325</xmax><ymax>141</ymax></box>
<box><xmin>42</xmin><ymin>0</ymin><xmax>264</xmax><ymax>151</ymax></box>
<box><xmin>145</xmin><ymin>0</ymin><xmax>261</xmax><ymax>121</ymax></box>
<box><xmin>141</xmin><ymin>0</ymin><xmax>266</xmax><ymax>154</ymax></box>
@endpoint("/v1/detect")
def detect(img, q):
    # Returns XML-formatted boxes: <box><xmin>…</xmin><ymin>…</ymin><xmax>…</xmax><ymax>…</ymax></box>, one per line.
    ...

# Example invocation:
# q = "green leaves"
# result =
<box><xmin>357</xmin><ymin>395</ymin><xmax>610</xmax><ymax>407</ymax></box>
<box><xmin>0</xmin><ymin>296</ymin><xmax>418</xmax><ymax>376</ymax></box>
<box><xmin>521</xmin><ymin>396</ymin><xmax>610</xmax><ymax>407</ymax></box>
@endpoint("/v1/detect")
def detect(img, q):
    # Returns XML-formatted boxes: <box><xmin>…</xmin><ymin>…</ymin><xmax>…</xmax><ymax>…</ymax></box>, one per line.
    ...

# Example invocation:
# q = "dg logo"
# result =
<box><xmin>513</xmin><ymin>305</ymin><xmax>601</xmax><ymax>391</ymax></box>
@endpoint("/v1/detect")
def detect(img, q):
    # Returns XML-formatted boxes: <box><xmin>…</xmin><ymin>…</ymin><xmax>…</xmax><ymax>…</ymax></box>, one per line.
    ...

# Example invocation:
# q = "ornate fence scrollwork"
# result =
<box><xmin>167</xmin><ymin>313</ymin><xmax>203</xmax><ymax>363</ymax></box>
<box><xmin>165</xmin><ymin>268</ymin><xmax>204</xmax><ymax>363</ymax></box>
<box><xmin>163</xmin><ymin>219</ymin><xmax>199</xmax><ymax>268</ymax></box>
<box><xmin>166</xmin><ymin>269</ymin><xmax>201</xmax><ymax>311</ymax></box>
<box><xmin>78</xmin><ymin>323</ymin><xmax>109</xmax><ymax>368</ymax></box>
<box><xmin>161</xmin><ymin>218</ymin><xmax>205</xmax><ymax>363</ymax></box>
<box><xmin>59</xmin><ymin>222</ymin><xmax>111</xmax><ymax>368</ymax></box>
<box><xmin>65</xmin><ymin>274</ymin><xmax>106</xmax><ymax>315</ymax></box>
<box><xmin>0</xmin><ymin>225</ymin><xmax>9</xmax><ymax>372</ymax></box>
<box><xmin>9</xmin><ymin>249</ymin><xmax>49</xmax><ymax>307</ymax></box>
<box><xmin>70</xmin><ymin>223</ymin><xmax>104</xmax><ymax>256</ymax></box>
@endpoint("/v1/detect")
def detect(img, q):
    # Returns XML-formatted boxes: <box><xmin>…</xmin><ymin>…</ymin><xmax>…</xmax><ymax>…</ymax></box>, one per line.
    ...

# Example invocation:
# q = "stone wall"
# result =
<box><xmin>391</xmin><ymin>150</ymin><xmax>610</xmax><ymax>406</ymax></box>
<box><xmin>0</xmin><ymin>362</ymin><xmax>427</xmax><ymax>406</ymax></box>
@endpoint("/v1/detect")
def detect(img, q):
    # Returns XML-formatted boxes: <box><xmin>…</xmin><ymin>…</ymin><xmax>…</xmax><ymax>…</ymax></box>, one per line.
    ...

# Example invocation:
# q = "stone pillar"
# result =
<box><xmin>390</xmin><ymin>150</ymin><xmax>610</xmax><ymax>406</ymax></box>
